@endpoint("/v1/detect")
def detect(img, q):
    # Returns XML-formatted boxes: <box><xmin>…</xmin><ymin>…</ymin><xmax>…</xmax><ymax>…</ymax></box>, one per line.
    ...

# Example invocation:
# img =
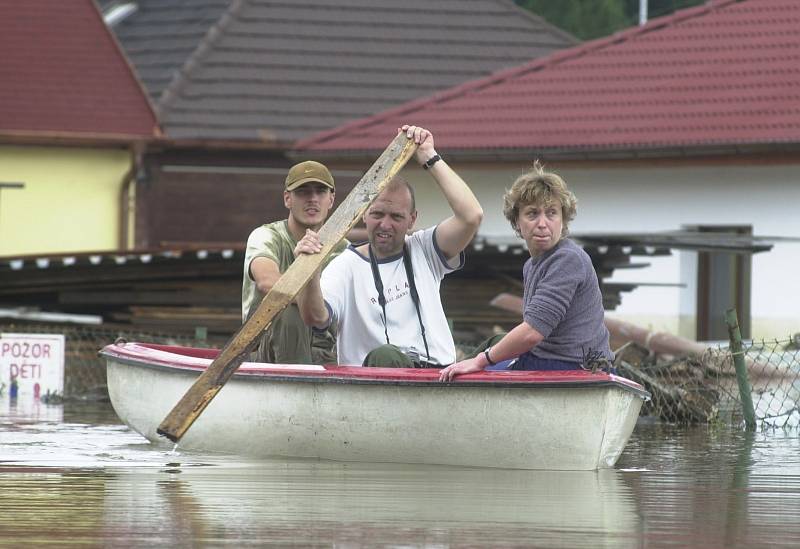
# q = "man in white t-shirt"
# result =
<box><xmin>295</xmin><ymin>125</ymin><xmax>483</xmax><ymax>367</ymax></box>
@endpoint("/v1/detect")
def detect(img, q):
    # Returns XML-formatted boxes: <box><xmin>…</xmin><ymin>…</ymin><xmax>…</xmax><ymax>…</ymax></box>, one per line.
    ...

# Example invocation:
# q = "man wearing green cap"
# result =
<box><xmin>241</xmin><ymin>160</ymin><xmax>347</xmax><ymax>364</ymax></box>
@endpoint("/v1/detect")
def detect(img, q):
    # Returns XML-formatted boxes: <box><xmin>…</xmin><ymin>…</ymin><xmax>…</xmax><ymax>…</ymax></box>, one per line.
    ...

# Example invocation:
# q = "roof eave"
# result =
<box><xmin>293</xmin><ymin>142</ymin><xmax>800</xmax><ymax>164</ymax></box>
<box><xmin>147</xmin><ymin>136</ymin><xmax>293</xmax><ymax>152</ymax></box>
<box><xmin>0</xmin><ymin>130</ymin><xmax>158</xmax><ymax>149</ymax></box>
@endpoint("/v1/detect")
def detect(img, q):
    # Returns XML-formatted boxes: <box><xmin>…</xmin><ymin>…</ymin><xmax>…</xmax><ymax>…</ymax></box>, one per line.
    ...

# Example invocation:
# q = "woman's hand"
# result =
<box><xmin>438</xmin><ymin>356</ymin><xmax>484</xmax><ymax>382</ymax></box>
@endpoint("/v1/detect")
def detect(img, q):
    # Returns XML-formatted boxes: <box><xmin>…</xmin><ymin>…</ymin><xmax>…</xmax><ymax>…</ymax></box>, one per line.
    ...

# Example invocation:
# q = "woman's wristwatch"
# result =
<box><xmin>483</xmin><ymin>346</ymin><xmax>497</xmax><ymax>366</ymax></box>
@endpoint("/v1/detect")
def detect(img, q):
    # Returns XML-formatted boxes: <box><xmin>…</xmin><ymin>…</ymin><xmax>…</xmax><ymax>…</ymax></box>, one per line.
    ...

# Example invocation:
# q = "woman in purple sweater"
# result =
<box><xmin>439</xmin><ymin>162</ymin><xmax>613</xmax><ymax>381</ymax></box>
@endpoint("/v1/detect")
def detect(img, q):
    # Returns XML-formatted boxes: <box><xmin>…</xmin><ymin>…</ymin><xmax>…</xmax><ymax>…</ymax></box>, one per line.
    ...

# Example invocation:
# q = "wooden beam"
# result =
<box><xmin>156</xmin><ymin>133</ymin><xmax>418</xmax><ymax>443</ymax></box>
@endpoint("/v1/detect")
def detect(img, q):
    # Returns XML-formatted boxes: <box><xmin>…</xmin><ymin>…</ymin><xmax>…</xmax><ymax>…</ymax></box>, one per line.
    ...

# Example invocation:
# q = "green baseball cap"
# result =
<box><xmin>285</xmin><ymin>160</ymin><xmax>335</xmax><ymax>191</ymax></box>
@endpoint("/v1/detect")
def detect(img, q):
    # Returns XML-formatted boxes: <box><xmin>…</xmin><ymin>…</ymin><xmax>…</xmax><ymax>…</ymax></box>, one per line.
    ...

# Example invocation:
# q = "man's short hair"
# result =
<box><xmin>382</xmin><ymin>176</ymin><xmax>416</xmax><ymax>212</ymax></box>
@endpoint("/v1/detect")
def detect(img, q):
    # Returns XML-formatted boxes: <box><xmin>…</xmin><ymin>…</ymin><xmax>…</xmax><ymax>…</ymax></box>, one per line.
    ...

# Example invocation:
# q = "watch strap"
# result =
<box><xmin>422</xmin><ymin>154</ymin><xmax>442</xmax><ymax>170</ymax></box>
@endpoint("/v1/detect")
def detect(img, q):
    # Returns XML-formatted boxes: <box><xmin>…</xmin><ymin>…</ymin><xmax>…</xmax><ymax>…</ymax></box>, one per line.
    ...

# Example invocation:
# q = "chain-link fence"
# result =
<box><xmin>617</xmin><ymin>336</ymin><xmax>800</xmax><ymax>428</ymax></box>
<box><xmin>0</xmin><ymin>322</ymin><xmax>215</xmax><ymax>400</ymax></box>
<box><xmin>4</xmin><ymin>321</ymin><xmax>799</xmax><ymax>429</ymax></box>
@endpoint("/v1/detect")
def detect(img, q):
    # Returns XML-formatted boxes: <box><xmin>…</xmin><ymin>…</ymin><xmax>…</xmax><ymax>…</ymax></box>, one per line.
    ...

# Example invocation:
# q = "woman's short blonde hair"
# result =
<box><xmin>502</xmin><ymin>161</ymin><xmax>577</xmax><ymax>237</ymax></box>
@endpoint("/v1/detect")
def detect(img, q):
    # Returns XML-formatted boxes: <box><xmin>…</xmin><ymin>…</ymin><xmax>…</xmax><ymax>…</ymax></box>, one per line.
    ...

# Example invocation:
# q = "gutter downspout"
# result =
<box><xmin>119</xmin><ymin>143</ymin><xmax>144</xmax><ymax>250</ymax></box>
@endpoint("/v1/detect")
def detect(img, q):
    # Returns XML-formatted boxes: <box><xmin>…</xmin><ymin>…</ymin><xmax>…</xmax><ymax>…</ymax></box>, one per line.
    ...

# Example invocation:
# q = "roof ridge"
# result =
<box><xmin>157</xmin><ymin>0</ymin><xmax>246</xmax><ymax>114</ymax></box>
<box><xmin>295</xmin><ymin>0</ymin><xmax>743</xmax><ymax>150</ymax></box>
<box><xmin>491</xmin><ymin>0</ymin><xmax>579</xmax><ymax>45</ymax></box>
<box><xmin>93</xmin><ymin>0</ymin><xmax>162</xmax><ymax>137</ymax></box>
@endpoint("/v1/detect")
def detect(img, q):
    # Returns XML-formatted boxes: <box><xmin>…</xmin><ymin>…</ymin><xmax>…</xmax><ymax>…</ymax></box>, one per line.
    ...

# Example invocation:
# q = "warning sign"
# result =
<box><xmin>0</xmin><ymin>333</ymin><xmax>65</xmax><ymax>398</ymax></box>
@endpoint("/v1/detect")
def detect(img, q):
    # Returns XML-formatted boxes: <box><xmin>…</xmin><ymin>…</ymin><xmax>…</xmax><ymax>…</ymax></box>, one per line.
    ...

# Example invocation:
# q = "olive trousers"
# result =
<box><xmin>361</xmin><ymin>333</ymin><xmax>505</xmax><ymax>368</ymax></box>
<box><xmin>253</xmin><ymin>303</ymin><xmax>337</xmax><ymax>365</ymax></box>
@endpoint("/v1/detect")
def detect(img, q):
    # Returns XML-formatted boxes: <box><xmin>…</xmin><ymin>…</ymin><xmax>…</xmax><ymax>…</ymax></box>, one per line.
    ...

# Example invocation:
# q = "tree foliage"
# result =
<box><xmin>516</xmin><ymin>0</ymin><xmax>706</xmax><ymax>40</ymax></box>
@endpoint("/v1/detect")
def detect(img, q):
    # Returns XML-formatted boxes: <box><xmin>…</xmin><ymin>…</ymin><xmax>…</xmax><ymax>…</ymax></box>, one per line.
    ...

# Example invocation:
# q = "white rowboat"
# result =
<box><xmin>101</xmin><ymin>341</ymin><xmax>650</xmax><ymax>470</ymax></box>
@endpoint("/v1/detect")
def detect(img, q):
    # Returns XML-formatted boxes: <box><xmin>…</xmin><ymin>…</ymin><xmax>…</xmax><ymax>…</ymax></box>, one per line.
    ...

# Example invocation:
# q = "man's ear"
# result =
<box><xmin>283</xmin><ymin>190</ymin><xmax>291</xmax><ymax>208</ymax></box>
<box><xmin>409</xmin><ymin>210</ymin><xmax>418</xmax><ymax>230</ymax></box>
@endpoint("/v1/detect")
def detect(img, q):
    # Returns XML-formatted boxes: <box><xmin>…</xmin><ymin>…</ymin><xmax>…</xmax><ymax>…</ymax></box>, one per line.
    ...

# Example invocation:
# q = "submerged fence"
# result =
<box><xmin>2</xmin><ymin>321</ymin><xmax>799</xmax><ymax>430</ymax></box>
<box><xmin>617</xmin><ymin>336</ymin><xmax>800</xmax><ymax>429</ymax></box>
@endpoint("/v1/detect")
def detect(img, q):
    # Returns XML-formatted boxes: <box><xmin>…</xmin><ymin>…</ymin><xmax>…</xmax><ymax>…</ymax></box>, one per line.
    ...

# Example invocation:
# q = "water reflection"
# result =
<box><xmin>724</xmin><ymin>430</ymin><xmax>754</xmax><ymax>548</ymax></box>
<box><xmin>618</xmin><ymin>423</ymin><xmax>800</xmax><ymax>549</ymax></box>
<box><xmin>1</xmin><ymin>398</ymin><xmax>643</xmax><ymax>547</ymax></box>
<box><xmin>100</xmin><ymin>463</ymin><xmax>640</xmax><ymax>548</ymax></box>
<box><xmin>1</xmin><ymin>393</ymin><xmax>63</xmax><ymax>422</ymax></box>
<box><xmin>3</xmin><ymin>399</ymin><xmax>800</xmax><ymax>548</ymax></box>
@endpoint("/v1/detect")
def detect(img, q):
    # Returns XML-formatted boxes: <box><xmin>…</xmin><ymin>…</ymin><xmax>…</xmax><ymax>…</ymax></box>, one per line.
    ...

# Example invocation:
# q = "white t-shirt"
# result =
<box><xmin>320</xmin><ymin>226</ymin><xmax>463</xmax><ymax>366</ymax></box>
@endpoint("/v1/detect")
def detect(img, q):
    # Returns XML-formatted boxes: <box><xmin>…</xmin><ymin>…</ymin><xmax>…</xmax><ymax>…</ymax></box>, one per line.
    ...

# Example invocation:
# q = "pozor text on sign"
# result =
<box><xmin>0</xmin><ymin>333</ymin><xmax>65</xmax><ymax>398</ymax></box>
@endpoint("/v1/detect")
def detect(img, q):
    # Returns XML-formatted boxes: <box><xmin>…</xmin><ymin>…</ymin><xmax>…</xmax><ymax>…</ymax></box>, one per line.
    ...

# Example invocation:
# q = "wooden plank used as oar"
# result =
<box><xmin>157</xmin><ymin>133</ymin><xmax>418</xmax><ymax>443</ymax></box>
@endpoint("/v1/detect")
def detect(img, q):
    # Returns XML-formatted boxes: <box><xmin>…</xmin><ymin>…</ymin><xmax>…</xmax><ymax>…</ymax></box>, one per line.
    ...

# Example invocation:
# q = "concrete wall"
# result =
<box><xmin>395</xmin><ymin>159</ymin><xmax>800</xmax><ymax>340</ymax></box>
<box><xmin>0</xmin><ymin>145</ymin><xmax>131</xmax><ymax>255</ymax></box>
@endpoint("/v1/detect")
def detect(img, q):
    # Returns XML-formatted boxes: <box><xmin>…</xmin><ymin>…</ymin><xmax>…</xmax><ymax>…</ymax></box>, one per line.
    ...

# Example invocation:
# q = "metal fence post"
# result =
<box><xmin>725</xmin><ymin>308</ymin><xmax>756</xmax><ymax>430</ymax></box>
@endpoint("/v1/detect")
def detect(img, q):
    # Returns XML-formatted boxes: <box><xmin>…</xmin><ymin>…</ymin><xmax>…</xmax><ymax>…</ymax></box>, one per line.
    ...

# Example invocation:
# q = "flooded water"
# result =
<box><xmin>1</xmin><ymin>397</ymin><xmax>799</xmax><ymax>548</ymax></box>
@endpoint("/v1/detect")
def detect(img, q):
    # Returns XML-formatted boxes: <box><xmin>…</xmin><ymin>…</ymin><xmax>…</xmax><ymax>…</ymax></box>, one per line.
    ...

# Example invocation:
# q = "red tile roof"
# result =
<box><xmin>297</xmin><ymin>0</ymin><xmax>800</xmax><ymax>156</ymax></box>
<box><xmin>0</xmin><ymin>0</ymin><xmax>159</xmax><ymax>140</ymax></box>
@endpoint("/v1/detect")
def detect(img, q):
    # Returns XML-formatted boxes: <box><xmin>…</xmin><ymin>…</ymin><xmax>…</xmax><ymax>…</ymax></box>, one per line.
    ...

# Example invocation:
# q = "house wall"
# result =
<box><xmin>395</xmin><ymin>159</ymin><xmax>800</xmax><ymax>340</ymax></box>
<box><xmin>0</xmin><ymin>145</ymin><xmax>131</xmax><ymax>255</ymax></box>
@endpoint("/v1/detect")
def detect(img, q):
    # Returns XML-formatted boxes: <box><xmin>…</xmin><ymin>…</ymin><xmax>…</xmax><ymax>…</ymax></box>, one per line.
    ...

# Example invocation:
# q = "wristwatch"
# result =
<box><xmin>422</xmin><ymin>154</ymin><xmax>442</xmax><ymax>170</ymax></box>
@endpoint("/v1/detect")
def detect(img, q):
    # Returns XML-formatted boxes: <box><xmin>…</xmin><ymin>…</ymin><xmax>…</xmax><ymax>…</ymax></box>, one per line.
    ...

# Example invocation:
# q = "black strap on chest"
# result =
<box><xmin>368</xmin><ymin>243</ymin><xmax>430</xmax><ymax>363</ymax></box>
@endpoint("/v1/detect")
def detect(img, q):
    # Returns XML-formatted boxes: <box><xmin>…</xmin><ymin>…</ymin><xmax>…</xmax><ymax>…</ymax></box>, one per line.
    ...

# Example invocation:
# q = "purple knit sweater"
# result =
<box><xmin>522</xmin><ymin>238</ymin><xmax>613</xmax><ymax>364</ymax></box>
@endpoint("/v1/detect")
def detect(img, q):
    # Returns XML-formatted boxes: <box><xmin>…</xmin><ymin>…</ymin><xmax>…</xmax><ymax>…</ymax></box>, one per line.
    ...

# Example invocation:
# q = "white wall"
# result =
<box><xmin>401</xmin><ymin>160</ymin><xmax>800</xmax><ymax>339</ymax></box>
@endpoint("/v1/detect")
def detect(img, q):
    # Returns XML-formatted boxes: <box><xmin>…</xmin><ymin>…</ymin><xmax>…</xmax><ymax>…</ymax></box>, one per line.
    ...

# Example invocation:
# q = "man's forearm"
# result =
<box><xmin>429</xmin><ymin>160</ymin><xmax>483</xmax><ymax>227</ymax></box>
<box><xmin>427</xmin><ymin>159</ymin><xmax>483</xmax><ymax>258</ymax></box>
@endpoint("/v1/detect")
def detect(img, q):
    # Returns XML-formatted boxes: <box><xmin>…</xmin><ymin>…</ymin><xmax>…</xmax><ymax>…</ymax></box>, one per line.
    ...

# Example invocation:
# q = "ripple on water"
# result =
<box><xmin>0</xmin><ymin>398</ymin><xmax>235</xmax><ymax>470</ymax></box>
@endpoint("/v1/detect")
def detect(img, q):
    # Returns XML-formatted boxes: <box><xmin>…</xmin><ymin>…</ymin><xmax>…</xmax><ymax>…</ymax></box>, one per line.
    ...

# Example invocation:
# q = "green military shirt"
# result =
<box><xmin>242</xmin><ymin>220</ymin><xmax>348</xmax><ymax>322</ymax></box>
